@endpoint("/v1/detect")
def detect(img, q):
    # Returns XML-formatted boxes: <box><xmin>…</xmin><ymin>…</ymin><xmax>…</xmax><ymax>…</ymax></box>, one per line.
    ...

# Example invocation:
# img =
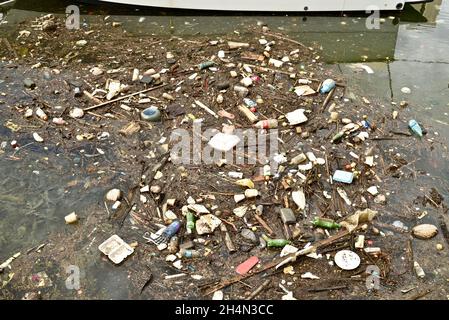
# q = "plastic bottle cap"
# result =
<box><xmin>334</xmin><ymin>250</ymin><xmax>360</xmax><ymax>270</ymax></box>
<box><xmin>141</xmin><ymin>106</ymin><xmax>161</xmax><ymax>121</ymax></box>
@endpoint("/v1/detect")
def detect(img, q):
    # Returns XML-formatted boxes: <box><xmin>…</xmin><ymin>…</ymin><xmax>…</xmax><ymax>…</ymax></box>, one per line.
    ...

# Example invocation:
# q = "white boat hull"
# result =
<box><xmin>93</xmin><ymin>0</ymin><xmax>430</xmax><ymax>11</ymax></box>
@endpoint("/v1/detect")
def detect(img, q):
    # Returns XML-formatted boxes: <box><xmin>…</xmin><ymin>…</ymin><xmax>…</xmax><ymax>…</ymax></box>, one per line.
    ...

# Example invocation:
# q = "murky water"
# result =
<box><xmin>1</xmin><ymin>0</ymin><xmax>448</xmax><ymax>299</ymax></box>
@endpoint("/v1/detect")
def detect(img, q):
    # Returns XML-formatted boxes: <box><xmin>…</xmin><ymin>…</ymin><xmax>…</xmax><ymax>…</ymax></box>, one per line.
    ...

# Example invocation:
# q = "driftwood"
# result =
<box><xmin>321</xmin><ymin>87</ymin><xmax>336</xmax><ymax>111</ymax></box>
<box><xmin>83</xmin><ymin>83</ymin><xmax>167</xmax><ymax>112</ymax></box>
<box><xmin>203</xmin><ymin>229</ymin><xmax>353</xmax><ymax>295</ymax></box>
<box><xmin>260</xmin><ymin>31</ymin><xmax>308</xmax><ymax>49</ymax></box>
<box><xmin>253</xmin><ymin>213</ymin><xmax>275</xmax><ymax>236</ymax></box>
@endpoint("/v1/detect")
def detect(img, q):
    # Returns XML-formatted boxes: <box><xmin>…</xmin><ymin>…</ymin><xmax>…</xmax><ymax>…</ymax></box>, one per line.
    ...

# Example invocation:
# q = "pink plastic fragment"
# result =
<box><xmin>218</xmin><ymin>109</ymin><xmax>235</xmax><ymax>119</ymax></box>
<box><xmin>235</xmin><ymin>256</ymin><xmax>259</xmax><ymax>275</ymax></box>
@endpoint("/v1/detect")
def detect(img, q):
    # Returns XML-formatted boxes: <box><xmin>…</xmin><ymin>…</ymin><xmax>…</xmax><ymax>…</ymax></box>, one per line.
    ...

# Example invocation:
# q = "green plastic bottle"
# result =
<box><xmin>331</xmin><ymin>131</ymin><xmax>345</xmax><ymax>143</ymax></box>
<box><xmin>186</xmin><ymin>212</ymin><xmax>195</xmax><ymax>234</ymax></box>
<box><xmin>312</xmin><ymin>217</ymin><xmax>341</xmax><ymax>229</ymax></box>
<box><xmin>262</xmin><ymin>234</ymin><xmax>290</xmax><ymax>248</ymax></box>
<box><xmin>198</xmin><ymin>61</ymin><xmax>215</xmax><ymax>70</ymax></box>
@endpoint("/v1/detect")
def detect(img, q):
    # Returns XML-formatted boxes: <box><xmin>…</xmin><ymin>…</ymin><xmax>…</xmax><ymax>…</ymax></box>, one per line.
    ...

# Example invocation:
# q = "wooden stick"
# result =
<box><xmin>409</xmin><ymin>289</ymin><xmax>432</xmax><ymax>300</ymax></box>
<box><xmin>261</xmin><ymin>31</ymin><xmax>308</xmax><ymax>49</ymax></box>
<box><xmin>219</xmin><ymin>218</ymin><xmax>238</xmax><ymax>232</ymax></box>
<box><xmin>204</xmin><ymin>228</ymin><xmax>353</xmax><ymax>295</ymax></box>
<box><xmin>246</xmin><ymin>279</ymin><xmax>271</xmax><ymax>300</ymax></box>
<box><xmin>238</xmin><ymin>104</ymin><xmax>258</xmax><ymax>123</ymax></box>
<box><xmin>221</xmin><ymin>225</ymin><xmax>237</xmax><ymax>253</ymax></box>
<box><xmin>83</xmin><ymin>84</ymin><xmax>167</xmax><ymax>111</ymax></box>
<box><xmin>307</xmin><ymin>285</ymin><xmax>347</xmax><ymax>292</ymax></box>
<box><xmin>195</xmin><ymin>100</ymin><xmax>218</xmax><ymax>118</ymax></box>
<box><xmin>83</xmin><ymin>90</ymin><xmax>102</xmax><ymax>105</ymax></box>
<box><xmin>275</xmin><ymin>229</ymin><xmax>352</xmax><ymax>270</ymax></box>
<box><xmin>253</xmin><ymin>213</ymin><xmax>275</xmax><ymax>236</ymax></box>
<box><xmin>321</xmin><ymin>87</ymin><xmax>335</xmax><ymax>111</ymax></box>
<box><xmin>104</xmin><ymin>201</ymin><xmax>111</xmax><ymax>218</ymax></box>
<box><xmin>244</xmin><ymin>63</ymin><xmax>291</xmax><ymax>76</ymax></box>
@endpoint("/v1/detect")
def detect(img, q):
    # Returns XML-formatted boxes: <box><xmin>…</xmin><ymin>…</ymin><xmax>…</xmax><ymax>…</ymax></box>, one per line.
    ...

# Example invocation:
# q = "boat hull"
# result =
<box><xmin>89</xmin><ymin>0</ymin><xmax>431</xmax><ymax>11</ymax></box>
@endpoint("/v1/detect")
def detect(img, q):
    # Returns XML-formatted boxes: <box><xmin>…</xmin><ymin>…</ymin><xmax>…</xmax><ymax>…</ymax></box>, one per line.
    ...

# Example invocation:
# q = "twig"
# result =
<box><xmin>26</xmin><ymin>243</ymin><xmax>47</xmax><ymax>255</ymax></box>
<box><xmin>321</xmin><ymin>87</ymin><xmax>335</xmax><ymax>112</ymax></box>
<box><xmin>206</xmin><ymin>191</ymin><xmax>235</xmax><ymax>196</ymax></box>
<box><xmin>244</xmin><ymin>63</ymin><xmax>291</xmax><ymax>76</ymax></box>
<box><xmin>237</xmin><ymin>280</ymin><xmax>252</xmax><ymax>289</ymax></box>
<box><xmin>424</xmin><ymin>194</ymin><xmax>441</xmax><ymax>208</ymax></box>
<box><xmin>246</xmin><ymin>279</ymin><xmax>270</xmax><ymax>300</ymax></box>
<box><xmin>195</xmin><ymin>100</ymin><xmax>218</xmax><ymax>118</ymax></box>
<box><xmin>371</xmin><ymin>137</ymin><xmax>398</xmax><ymax>141</ymax></box>
<box><xmin>253</xmin><ymin>213</ymin><xmax>275</xmax><ymax>236</ymax></box>
<box><xmin>390</xmin><ymin>130</ymin><xmax>412</xmax><ymax>136</ymax></box>
<box><xmin>204</xmin><ymin>228</ymin><xmax>354</xmax><ymax>295</ymax></box>
<box><xmin>276</xmin><ymin>229</ymin><xmax>353</xmax><ymax>269</ymax></box>
<box><xmin>261</xmin><ymin>31</ymin><xmax>308</xmax><ymax>49</ymax></box>
<box><xmin>407</xmin><ymin>239</ymin><xmax>414</xmax><ymax>273</ymax></box>
<box><xmin>219</xmin><ymin>218</ymin><xmax>238</xmax><ymax>232</ymax></box>
<box><xmin>307</xmin><ymin>285</ymin><xmax>347</xmax><ymax>292</ymax></box>
<box><xmin>83</xmin><ymin>84</ymin><xmax>167</xmax><ymax>111</ymax></box>
<box><xmin>140</xmin><ymin>273</ymin><xmax>153</xmax><ymax>295</ymax></box>
<box><xmin>104</xmin><ymin>201</ymin><xmax>111</xmax><ymax>218</ymax></box>
<box><xmin>83</xmin><ymin>90</ymin><xmax>102</xmax><ymax>104</ymax></box>
<box><xmin>409</xmin><ymin>289</ymin><xmax>432</xmax><ymax>300</ymax></box>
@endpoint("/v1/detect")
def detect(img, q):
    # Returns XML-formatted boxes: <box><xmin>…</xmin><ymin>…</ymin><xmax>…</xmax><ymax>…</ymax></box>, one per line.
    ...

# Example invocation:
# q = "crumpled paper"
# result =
<box><xmin>340</xmin><ymin>208</ymin><xmax>377</xmax><ymax>232</ymax></box>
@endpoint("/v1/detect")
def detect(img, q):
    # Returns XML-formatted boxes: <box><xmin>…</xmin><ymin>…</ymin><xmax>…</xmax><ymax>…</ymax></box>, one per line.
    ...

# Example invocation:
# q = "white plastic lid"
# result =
<box><xmin>334</xmin><ymin>250</ymin><xmax>361</xmax><ymax>270</ymax></box>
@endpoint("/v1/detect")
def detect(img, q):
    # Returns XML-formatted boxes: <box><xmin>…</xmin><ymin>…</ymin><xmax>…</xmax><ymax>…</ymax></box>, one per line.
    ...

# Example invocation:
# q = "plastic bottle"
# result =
<box><xmin>263</xmin><ymin>164</ymin><xmax>271</xmax><ymax>177</ymax></box>
<box><xmin>35</xmin><ymin>107</ymin><xmax>48</xmax><ymax>121</ymax></box>
<box><xmin>331</xmin><ymin>130</ymin><xmax>345</xmax><ymax>143</ymax></box>
<box><xmin>186</xmin><ymin>211</ymin><xmax>195</xmax><ymax>234</ymax></box>
<box><xmin>243</xmin><ymin>98</ymin><xmax>257</xmax><ymax>108</ymax></box>
<box><xmin>162</xmin><ymin>220</ymin><xmax>182</xmax><ymax>238</ymax></box>
<box><xmin>312</xmin><ymin>217</ymin><xmax>341</xmax><ymax>229</ymax></box>
<box><xmin>180</xmin><ymin>249</ymin><xmax>201</xmax><ymax>258</ymax></box>
<box><xmin>198</xmin><ymin>61</ymin><xmax>215</xmax><ymax>70</ymax></box>
<box><xmin>262</xmin><ymin>234</ymin><xmax>290</xmax><ymax>248</ymax></box>
<box><xmin>234</xmin><ymin>85</ymin><xmax>249</xmax><ymax>97</ymax></box>
<box><xmin>320</xmin><ymin>79</ymin><xmax>336</xmax><ymax>94</ymax></box>
<box><xmin>167</xmin><ymin>235</ymin><xmax>179</xmax><ymax>253</ymax></box>
<box><xmin>254</xmin><ymin>119</ymin><xmax>278</xmax><ymax>129</ymax></box>
<box><xmin>250</xmin><ymin>75</ymin><xmax>261</xmax><ymax>83</ymax></box>
<box><xmin>408</xmin><ymin>119</ymin><xmax>423</xmax><ymax>137</ymax></box>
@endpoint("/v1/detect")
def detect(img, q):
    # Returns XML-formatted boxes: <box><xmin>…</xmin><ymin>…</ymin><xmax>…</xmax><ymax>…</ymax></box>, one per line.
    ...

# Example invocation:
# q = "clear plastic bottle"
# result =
<box><xmin>320</xmin><ymin>79</ymin><xmax>336</xmax><ymax>94</ymax></box>
<box><xmin>408</xmin><ymin>119</ymin><xmax>423</xmax><ymax>137</ymax></box>
<box><xmin>180</xmin><ymin>249</ymin><xmax>201</xmax><ymax>258</ymax></box>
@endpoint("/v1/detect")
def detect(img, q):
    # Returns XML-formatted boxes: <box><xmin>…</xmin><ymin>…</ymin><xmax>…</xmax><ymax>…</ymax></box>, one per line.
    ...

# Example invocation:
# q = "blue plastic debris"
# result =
<box><xmin>361</xmin><ymin>120</ymin><xmax>371</xmax><ymax>129</ymax></box>
<box><xmin>320</xmin><ymin>79</ymin><xmax>336</xmax><ymax>94</ymax></box>
<box><xmin>243</xmin><ymin>98</ymin><xmax>257</xmax><ymax>108</ymax></box>
<box><xmin>149</xmin><ymin>220</ymin><xmax>181</xmax><ymax>245</ymax></box>
<box><xmin>408</xmin><ymin>119</ymin><xmax>423</xmax><ymax>137</ymax></box>
<box><xmin>332</xmin><ymin>170</ymin><xmax>354</xmax><ymax>184</ymax></box>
